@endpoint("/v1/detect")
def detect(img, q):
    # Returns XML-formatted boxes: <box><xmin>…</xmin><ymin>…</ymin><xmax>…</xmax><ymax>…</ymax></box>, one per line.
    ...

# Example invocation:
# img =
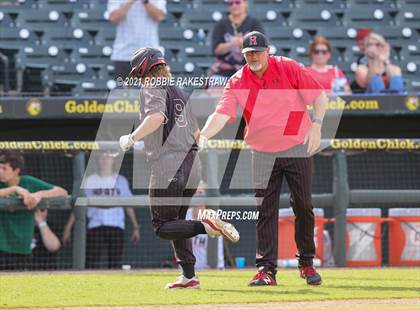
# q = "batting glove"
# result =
<box><xmin>198</xmin><ymin>135</ymin><xmax>208</xmax><ymax>150</ymax></box>
<box><xmin>119</xmin><ymin>134</ymin><xmax>135</xmax><ymax>152</ymax></box>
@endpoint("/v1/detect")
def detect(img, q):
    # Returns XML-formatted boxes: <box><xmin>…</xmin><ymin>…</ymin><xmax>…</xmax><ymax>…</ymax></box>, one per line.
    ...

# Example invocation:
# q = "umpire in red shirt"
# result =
<box><xmin>200</xmin><ymin>31</ymin><xmax>327</xmax><ymax>286</ymax></box>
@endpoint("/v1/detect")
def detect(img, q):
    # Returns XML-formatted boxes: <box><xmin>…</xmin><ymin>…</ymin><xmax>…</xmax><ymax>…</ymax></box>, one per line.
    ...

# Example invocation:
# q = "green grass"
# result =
<box><xmin>0</xmin><ymin>268</ymin><xmax>419</xmax><ymax>309</ymax></box>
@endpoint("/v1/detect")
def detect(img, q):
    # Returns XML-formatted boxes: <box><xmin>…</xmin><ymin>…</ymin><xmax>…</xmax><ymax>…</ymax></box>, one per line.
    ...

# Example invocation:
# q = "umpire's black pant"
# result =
<box><xmin>252</xmin><ymin>144</ymin><xmax>316</xmax><ymax>269</ymax></box>
<box><xmin>149</xmin><ymin>150</ymin><xmax>201</xmax><ymax>266</ymax></box>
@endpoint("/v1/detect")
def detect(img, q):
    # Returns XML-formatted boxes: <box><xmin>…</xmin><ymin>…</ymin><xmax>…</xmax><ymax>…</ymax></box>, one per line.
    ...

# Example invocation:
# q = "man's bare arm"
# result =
<box><xmin>144</xmin><ymin>2</ymin><xmax>166</xmax><ymax>22</ymax></box>
<box><xmin>200</xmin><ymin>112</ymin><xmax>231</xmax><ymax>139</ymax></box>
<box><xmin>109</xmin><ymin>0</ymin><xmax>134</xmax><ymax>24</ymax></box>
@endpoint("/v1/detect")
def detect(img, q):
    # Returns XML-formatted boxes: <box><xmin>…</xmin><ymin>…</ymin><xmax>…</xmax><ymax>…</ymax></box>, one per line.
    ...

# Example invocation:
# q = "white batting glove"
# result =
<box><xmin>119</xmin><ymin>134</ymin><xmax>135</xmax><ymax>152</ymax></box>
<box><xmin>198</xmin><ymin>135</ymin><xmax>208</xmax><ymax>150</ymax></box>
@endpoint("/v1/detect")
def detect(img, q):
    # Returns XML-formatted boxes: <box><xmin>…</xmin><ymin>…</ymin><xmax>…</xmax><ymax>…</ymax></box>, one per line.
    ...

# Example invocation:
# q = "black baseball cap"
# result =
<box><xmin>242</xmin><ymin>31</ymin><xmax>269</xmax><ymax>54</ymax></box>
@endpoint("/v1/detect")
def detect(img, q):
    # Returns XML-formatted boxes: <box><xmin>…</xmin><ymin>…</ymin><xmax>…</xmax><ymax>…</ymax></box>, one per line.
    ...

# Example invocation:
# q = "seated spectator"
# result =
<box><xmin>209</xmin><ymin>0</ymin><xmax>264</xmax><ymax>82</ymax></box>
<box><xmin>306</xmin><ymin>36</ymin><xmax>351</xmax><ymax>95</ymax></box>
<box><xmin>0</xmin><ymin>151</ymin><xmax>68</xmax><ymax>270</ymax></box>
<box><xmin>355</xmin><ymin>28</ymin><xmax>372</xmax><ymax>66</ymax></box>
<box><xmin>350</xmin><ymin>28</ymin><xmax>372</xmax><ymax>93</ymax></box>
<box><xmin>355</xmin><ymin>32</ymin><xmax>404</xmax><ymax>94</ymax></box>
<box><xmin>30</xmin><ymin>208</ymin><xmax>61</xmax><ymax>270</ymax></box>
<box><xmin>63</xmin><ymin>151</ymin><xmax>140</xmax><ymax>269</ymax></box>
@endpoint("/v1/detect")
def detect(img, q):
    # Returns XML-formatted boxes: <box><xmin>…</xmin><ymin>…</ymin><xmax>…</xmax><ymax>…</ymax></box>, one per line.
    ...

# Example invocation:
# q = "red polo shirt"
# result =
<box><xmin>216</xmin><ymin>56</ymin><xmax>324</xmax><ymax>152</ymax></box>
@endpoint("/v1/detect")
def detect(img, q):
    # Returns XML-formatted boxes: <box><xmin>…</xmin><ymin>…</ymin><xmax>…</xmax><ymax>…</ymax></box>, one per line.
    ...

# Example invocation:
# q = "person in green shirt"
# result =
<box><xmin>0</xmin><ymin>151</ymin><xmax>68</xmax><ymax>270</ymax></box>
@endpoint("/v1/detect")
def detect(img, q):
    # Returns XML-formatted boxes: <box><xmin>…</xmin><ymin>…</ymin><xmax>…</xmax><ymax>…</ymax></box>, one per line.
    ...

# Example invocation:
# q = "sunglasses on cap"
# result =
<box><xmin>228</xmin><ymin>0</ymin><xmax>242</xmax><ymax>6</ymax></box>
<box><xmin>313</xmin><ymin>49</ymin><xmax>329</xmax><ymax>55</ymax></box>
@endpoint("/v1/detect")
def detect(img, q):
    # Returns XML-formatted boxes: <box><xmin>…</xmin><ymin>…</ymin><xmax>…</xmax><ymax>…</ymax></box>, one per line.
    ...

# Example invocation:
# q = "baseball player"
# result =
<box><xmin>199</xmin><ymin>32</ymin><xmax>328</xmax><ymax>286</ymax></box>
<box><xmin>119</xmin><ymin>48</ymin><xmax>239</xmax><ymax>289</ymax></box>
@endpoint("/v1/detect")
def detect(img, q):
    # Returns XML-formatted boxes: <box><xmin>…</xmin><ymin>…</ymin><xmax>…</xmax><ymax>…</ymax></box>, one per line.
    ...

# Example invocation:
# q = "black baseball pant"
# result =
<box><xmin>252</xmin><ymin>144</ymin><xmax>316</xmax><ymax>270</ymax></box>
<box><xmin>149</xmin><ymin>150</ymin><xmax>202</xmax><ymax>267</ymax></box>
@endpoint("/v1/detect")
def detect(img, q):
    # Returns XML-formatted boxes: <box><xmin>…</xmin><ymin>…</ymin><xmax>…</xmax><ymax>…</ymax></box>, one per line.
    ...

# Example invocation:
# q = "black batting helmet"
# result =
<box><xmin>128</xmin><ymin>47</ymin><xmax>166</xmax><ymax>78</ymax></box>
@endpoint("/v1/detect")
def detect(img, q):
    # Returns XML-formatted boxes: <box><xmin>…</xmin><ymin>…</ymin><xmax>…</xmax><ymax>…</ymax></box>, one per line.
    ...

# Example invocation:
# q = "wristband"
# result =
<box><xmin>38</xmin><ymin>221</ymin><xmax>47</xmax><ymax>228</ymax></box>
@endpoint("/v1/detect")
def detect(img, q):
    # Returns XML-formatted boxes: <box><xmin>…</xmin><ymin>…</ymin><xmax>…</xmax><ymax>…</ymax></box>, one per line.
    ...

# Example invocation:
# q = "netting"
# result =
<box><xmin>0</xmin><ymin>147</ymin><xmax>419</xmax><ymax>270</ymax></box>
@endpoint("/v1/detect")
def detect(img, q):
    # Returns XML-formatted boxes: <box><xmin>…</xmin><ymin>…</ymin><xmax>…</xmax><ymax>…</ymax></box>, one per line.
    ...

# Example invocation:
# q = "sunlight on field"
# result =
<box><xmin>1</xmin><ymin>268</ymin><xmax>419</xmax><ymax>309</ymax></box>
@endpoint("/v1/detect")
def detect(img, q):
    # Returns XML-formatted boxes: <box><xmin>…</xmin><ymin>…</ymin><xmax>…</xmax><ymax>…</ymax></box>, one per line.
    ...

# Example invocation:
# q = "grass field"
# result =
<box><xmin>1</xmin><ymin>268</ymin><xmax>419</xmax><ymax>309</ymax></box>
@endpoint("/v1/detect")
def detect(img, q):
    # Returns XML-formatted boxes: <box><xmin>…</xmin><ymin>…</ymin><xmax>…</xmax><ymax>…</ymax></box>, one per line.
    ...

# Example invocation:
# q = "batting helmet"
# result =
<box><xmin>128</xmin><ymin>47</ymin><xmax>166</xmax><ymax>78</ymax></box>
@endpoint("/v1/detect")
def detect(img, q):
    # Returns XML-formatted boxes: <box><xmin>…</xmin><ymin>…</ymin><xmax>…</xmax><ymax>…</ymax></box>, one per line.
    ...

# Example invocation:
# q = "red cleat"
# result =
<box><xmin>299</xmin><ymin>265</ymin><xmax>322</xmax><ymax>285</ymax></box>
<box><xmin>248</xmin><ymin>267</ymin><xmax>277</xmax><ymax>286</ymax></box>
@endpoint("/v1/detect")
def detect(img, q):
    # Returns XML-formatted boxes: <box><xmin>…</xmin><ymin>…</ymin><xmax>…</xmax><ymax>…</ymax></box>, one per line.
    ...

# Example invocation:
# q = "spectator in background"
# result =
<box><xmin>355</xmin><ymin>28</ymin><xmax>372</xmax><ymax>65</ymax></box>
<box><xmin>107</xmin><ymin>0</ymin><xmax>166</xmax><ymax>80</ymax></box>
<box><xmin>350</xmin><ymin>28</ymin><xmax>372</xmax><ymax>93</ymax></box>
<box><xmin>355</xmin><ymin>32</ymin><xmax>404</xmax><ymax>94</ymax></box>
<box><xmin>306</xmin><ymin>36</ymin><xmax>351</xmax><ymax>95</ymax></box>
<box><xmin>209</xmin><ymin>0</ymin><xmax>264</xmax><ymax>81</ymax></box>
<box><xmin>63</xmin><ymin>151</ymin><xmax>140</xmax><ymax>269</ymax></box>
<box><xmin>0</xmin><ymin>151</ymin><xmax>68</xmax><ymax>270</ymax></box>
<box><xmin>30</xmin><ymin>208</ymin><xmax>61</xmax><ymax>270</ymax></box>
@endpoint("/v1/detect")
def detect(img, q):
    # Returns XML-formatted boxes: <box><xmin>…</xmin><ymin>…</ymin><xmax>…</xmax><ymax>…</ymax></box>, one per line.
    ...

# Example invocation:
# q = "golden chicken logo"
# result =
<box><xmin>405</xmin><ymin>96</ymin><xmax>419</xmax><ymax>111</ymax></box>
<box><xmin>26</xmin><ymin>99</ymin><xmax>42</xmax><ymax>116</ymax></box>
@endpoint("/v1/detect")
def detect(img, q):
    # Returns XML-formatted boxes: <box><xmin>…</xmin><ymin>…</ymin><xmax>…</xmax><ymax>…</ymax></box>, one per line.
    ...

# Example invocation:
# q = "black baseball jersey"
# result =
<box><xmin>139</xmin><ymin>85</ymin><xmax>199</xmax><ymax>161</ymax></box>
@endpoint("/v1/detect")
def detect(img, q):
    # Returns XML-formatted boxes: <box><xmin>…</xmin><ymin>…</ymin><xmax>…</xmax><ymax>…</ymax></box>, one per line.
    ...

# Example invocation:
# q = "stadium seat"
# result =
<box><xmin>94</xmin><ymin>28</ymin><xmax>116</xmax><ymax>46</ymax></box>
<box><xmin>396</xmin><ymin>4</ymin><xmax>420</xmax><ymax>27</ymax></box>
<box><xmin>181</xmin><ymin>10</ymin><xmax>223</xmax><ymax>31</ymax></box>
<box><xmin>15</xmin><ymin>9</ymin><xmax>68</xmax><ymax>31</ymax></box>
<box><xmin>314</xmin><ymin>27</ymin><xmax>353</xmax><ymax>42</ymax></box>
<box><xmin>37</xmin><ymin>0</ymin><xmax>88</xmax><ymax>12</ymax></box>
<box><xmin>71</xmin><ymin>8</ymin><xmax>111</xmax><ymax>31</ymax></box>
<box><xmin>253</xmin><ymin>0</ymin><xmax>295</xmax><ymax>8</ymax></box>
<box><xmin>253</xmin><ymin>8</ymin><xmax>288</xmax><ymax>26</ymax></box>
<box><xmin>0</xmin><ymin>10</ymin><xmax>15</xmax><ymax>28</ymax></box>
<box><xmin>42</xmin><ymin>63</ymin><xmax>96</xmax><ymax>87</ymax></box>
<box><xmin>70</xmin><ymin>47</ymin><xmax>113</xmax><ymax>70</ymax></box>
<box><xmin>183</xmin><ymin>45</ymin><xmax>213</xmax><ymax>65</ymax></box>
<box><xmin>0</xmin><ymin>28</ymin><xmax>39</xmax><ymax>50</ymax></box>
<box><xmin>15</xmin><ymin>46</ymin><xmax>68</xmax><ymax>70</ymax></box>
<box><xmin>41</xmin><ymin>28</ymin><xmax>94</xmax><ymax>48</ymax></box>
<box><xmin>266</xmin><ymin>26</ymin><xmax>312</xmax><ymax>47</ymax></box>
<box><xmin>9</xmin><ymin>0</ymin><xmax>38</xmax><ymax>9</ymax></box>
<box><xmin>343</xmin><ymin>6</ymin><xmax>397</xmax><ymax>27</ymax></box>
<box><xmin>161</xmin><ymin>11</ymin><xmax>182</xmax><ymax>28</ymax></box>
<box><xmin>347</xmin><ymin>0</ymin><xmax>401</xmax><ymax>10</ymax></box>
<box><xmin>288</xmin><ymin>5</ymin><xmax>343</xmax><ymax>27</ymax></box>
<box><xmin>167</xmin><ymin>0</ymin><xmax>195</xmax><ymax>13</ymax></box>
<box><xmin>73</xmin><ymin>78</ymin><xmax>114</xmax><ymax>97</ymax></box>
<box><xmin>295</xmin><ymin>0</ymin><xmax>347</xmax><ymax>11</ymax></box>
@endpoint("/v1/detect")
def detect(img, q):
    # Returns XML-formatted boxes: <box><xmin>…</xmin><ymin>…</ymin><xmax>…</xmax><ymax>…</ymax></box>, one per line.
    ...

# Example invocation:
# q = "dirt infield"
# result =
<box><xmin>9</xmin><ymin>299</ymin><xmax>420</xmax><ymax>310</ymax></box>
